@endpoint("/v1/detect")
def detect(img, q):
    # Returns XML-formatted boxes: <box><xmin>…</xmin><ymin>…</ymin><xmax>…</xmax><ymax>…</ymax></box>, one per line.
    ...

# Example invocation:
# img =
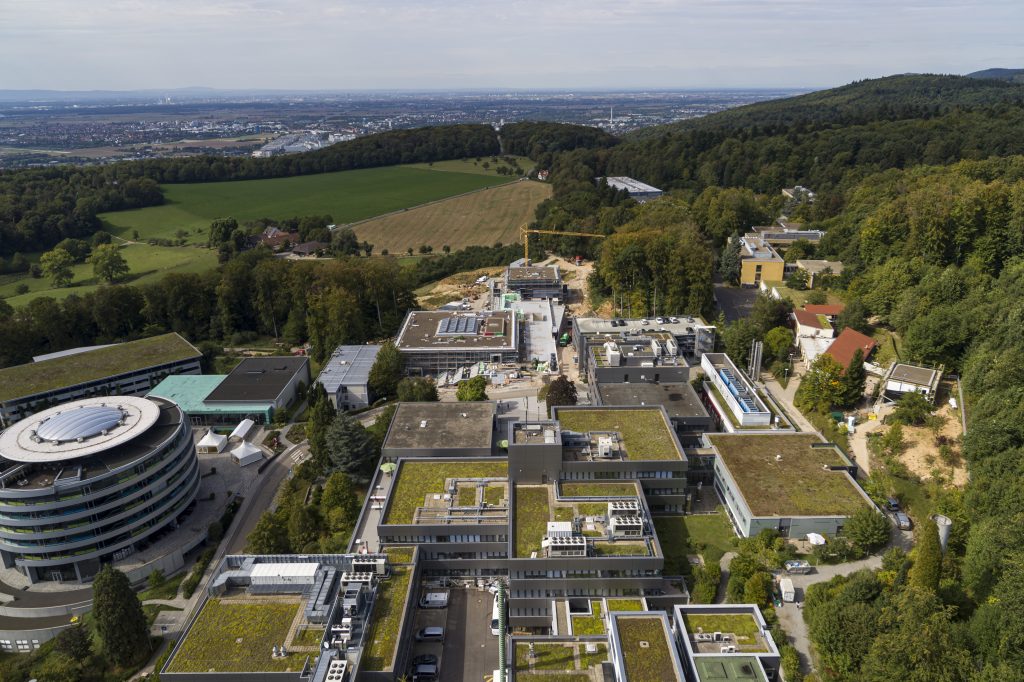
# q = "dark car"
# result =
<box><xmin>412</xmin><ymin>654</ymin><xmax>438</xmax><ymax>667</ymax></box>
<box><xmin>885</xmin><ymin>497</ymin><xmax>901</xmax><ymax>512</ymax></box>
<box><xmin>412</xmin><ymin>663</ymin><xmax>438</xmax><ymax>681</ymax></box>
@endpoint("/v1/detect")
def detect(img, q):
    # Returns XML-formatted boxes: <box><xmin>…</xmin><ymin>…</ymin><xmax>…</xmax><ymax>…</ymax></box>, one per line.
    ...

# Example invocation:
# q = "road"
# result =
<box><xmin>226</xmin><ymin>441</ymin><xmax>304</xmax><ymax>553</ymax></box>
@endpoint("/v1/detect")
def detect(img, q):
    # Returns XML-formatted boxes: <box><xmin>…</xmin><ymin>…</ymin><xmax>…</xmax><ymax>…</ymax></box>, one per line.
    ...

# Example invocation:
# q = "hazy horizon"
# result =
<box><xmin>1</xmin><ymin>0</ymin><xmax>1021</xmax><ymax>91</ymax></box>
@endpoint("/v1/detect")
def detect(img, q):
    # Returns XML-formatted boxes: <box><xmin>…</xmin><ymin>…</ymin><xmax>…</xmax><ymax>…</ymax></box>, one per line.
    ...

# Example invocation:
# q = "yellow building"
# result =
<box><xmin>739</xmin><ymin>234</ymin><xmax>785</xmax><ymax>286</ymax></box>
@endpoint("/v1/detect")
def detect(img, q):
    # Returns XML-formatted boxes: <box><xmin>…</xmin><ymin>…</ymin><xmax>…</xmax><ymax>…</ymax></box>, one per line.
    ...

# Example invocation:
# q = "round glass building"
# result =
<box><xmin>0</xmin><ymin>396</ymin><xmax>199</xmax><ymax>583</ymax></box>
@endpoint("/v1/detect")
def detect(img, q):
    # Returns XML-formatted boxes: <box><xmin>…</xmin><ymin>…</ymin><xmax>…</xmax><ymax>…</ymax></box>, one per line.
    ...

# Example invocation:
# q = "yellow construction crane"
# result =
<box><xmin>519</xmin><ymin>224</ymin><xmax>606</xmax><ymax>265</ymax></box>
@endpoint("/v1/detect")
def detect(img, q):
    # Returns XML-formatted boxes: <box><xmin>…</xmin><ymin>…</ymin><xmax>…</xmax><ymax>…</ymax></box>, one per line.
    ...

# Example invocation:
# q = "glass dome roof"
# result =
<box><xmin>34</xmin><ymin>405</ymin><xmax>126</xmax><ymax>443</ymax></box>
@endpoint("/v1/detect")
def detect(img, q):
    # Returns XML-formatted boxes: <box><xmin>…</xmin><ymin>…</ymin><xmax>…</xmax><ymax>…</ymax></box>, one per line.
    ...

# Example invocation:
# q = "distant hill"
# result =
<box><xmin>966</xmin><ymin>68</ymin><xmax>1024</xmax><ymax>83</ymax></box>
<box><xmin>630</xmin><ymin>74</ymin><xmax>1024</xmax><ymax>137</ymax></box>
<box><xmin>605</xmin><ymin>74</ymin><xmax>1024</xmax><ymax>193</ymax></box>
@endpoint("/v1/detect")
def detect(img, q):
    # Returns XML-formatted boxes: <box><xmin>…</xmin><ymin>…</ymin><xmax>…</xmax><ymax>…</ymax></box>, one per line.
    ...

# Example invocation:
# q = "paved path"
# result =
<box><xmin>714</xmin><ymin>552</ymin><xmax>737</xmax><ymax>603</ymax></box>
<box><xmin>761</xmin><ymin>370</ymin><xmax>816</xmax><ymax>433</ymax></box>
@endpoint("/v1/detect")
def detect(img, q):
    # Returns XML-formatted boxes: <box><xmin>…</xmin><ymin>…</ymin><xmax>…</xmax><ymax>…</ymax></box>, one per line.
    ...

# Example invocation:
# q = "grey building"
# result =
<box><xmin>504</xmin><ymin>265</ymin><xmax>565</xmax><ymax>300</ymax></box>
<box><xmin>673</xmin><ymin>603</ymin><xmax>781</xmax><ymax>682</ymax></box>
<box><xmin>595</xmin><ymin>382</ymin><xmax>713</xmax><ymax>444</ymax></box>
<box><xmin>707</xmin><ymin>433</ymin><xmax>874</xmax><ymax>538</ymax></box>
<box><xmin>315</xmin><ymin>345</ymin><xmax>381</xmax><ymax>410</ymax></box>
<box><xmin>204</xmin><ymin>356</ymin><xmax>310</xmax><ymax>412</ymax></box>
<box><xmin>0</xmin><ymin>333</ymin><xmax>202</xmax><ymax>428</ymax></box>
<box><xmin>395</xmin><ymin>310</ymin><xmax>520</xmax><ymax>376</ymax></box>
<box><xmin>0</xmin><ymin>396</ymin><xmax>200</xmax><ymax>583</ymax></box>
<box><xmin>573</xmin><ymin>316</ymin><xmax>715</xmax><ymax>379</ymax></box>
<box><xmin>381</xmin><ymin>401</ymin><xmax>497</xmax><ymax>459</ymax></box>
<box><xmin>584</xmin><ymin>334</ymin><xmax>692</xmax><ymax>390</ymax></box>
<box><xmin>599</xmin><ymin>176</ymin><xmax>664</xmax><ymax>203</ymax></box>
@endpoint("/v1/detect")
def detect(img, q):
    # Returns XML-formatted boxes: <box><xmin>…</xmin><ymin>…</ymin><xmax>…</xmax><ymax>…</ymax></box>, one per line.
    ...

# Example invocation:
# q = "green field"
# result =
<box><xmin>99</xmin><ymin>165</ymin><xmax>517</xmax><ymax>244</ymax></box>
<box><xmin>0</xmin><ymin>243</ymin><xmax>218</xmax><ymax>305</ymax></box>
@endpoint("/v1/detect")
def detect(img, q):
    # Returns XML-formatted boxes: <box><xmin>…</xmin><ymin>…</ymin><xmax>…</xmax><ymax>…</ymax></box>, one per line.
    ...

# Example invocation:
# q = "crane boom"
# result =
<box><xmin>519</xmin><ymin>224</ymin><xmax>605</xmax><ymax>264</ymax></box>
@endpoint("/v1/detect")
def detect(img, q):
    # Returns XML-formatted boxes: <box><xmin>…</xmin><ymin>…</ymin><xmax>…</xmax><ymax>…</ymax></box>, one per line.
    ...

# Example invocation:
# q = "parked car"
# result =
<box><xmin>419</xmin><ymin>590</ymin><xmax>449</xmax><ymax>609</ymax></box>
<box><xmin>412</xmin><ymin>663</ymin><xmax>438</xmax><ymax>681</ymax></box>
<box><xmin>412</xmin><ymin>654</ymin><xmax>438</xmax><ymax>667</ymax></box>
<box><xmin>416</xmin><ymin>627</ymin><xmax>445</xmax><ymax>642</ymax></box>
<box><xmin>886</xmin><ymin>497</ymin><xmax>901</xmax><ymax>512</ymax></box>
<box><xmin>895</xmin><ymin>512</ymin><xmax>913</xmax><ymax>530</ymax></box>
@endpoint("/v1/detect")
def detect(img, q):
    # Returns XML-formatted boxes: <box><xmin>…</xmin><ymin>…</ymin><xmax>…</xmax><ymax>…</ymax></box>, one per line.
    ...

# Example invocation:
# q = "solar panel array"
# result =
<box><xmin>437</xmin><ymin>316</ymin><xmax>481</xmax><ymax>336</ymax></box>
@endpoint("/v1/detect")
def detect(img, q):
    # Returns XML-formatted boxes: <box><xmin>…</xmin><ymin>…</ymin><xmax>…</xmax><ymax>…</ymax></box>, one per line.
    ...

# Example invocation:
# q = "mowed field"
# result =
<box><xmin>353</xmin><ymin>180</ymin><xmax>552</xmax><ymax>254</ymax></box>
<box><xmin>99</xmin><ymin>165</ymin><xmax>519</xmax><ymax>244</ymax></box>
<box><xmin>0</xmin><ymin>243</ymin><xmax>218</xmax><ymax>306</ymax></box>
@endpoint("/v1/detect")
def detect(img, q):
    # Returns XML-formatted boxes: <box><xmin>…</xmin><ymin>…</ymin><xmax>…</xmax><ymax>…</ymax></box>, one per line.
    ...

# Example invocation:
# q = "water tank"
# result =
<box><xmin>933</xmin><ymin>514</ymin><xmax>953</xmax><ymax>553</ymax></box>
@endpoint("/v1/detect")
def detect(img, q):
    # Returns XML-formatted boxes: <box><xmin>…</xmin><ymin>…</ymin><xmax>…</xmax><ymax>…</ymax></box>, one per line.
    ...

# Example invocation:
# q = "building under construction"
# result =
<box><xmin>395</xmin><ymin>310</ymin><xmax>520</xmax><ymax>377</ymax></box>
<box><xmin>503</xmin><ymin>265</ymin><xmax>565</xmax><ymax>300</ymax></box>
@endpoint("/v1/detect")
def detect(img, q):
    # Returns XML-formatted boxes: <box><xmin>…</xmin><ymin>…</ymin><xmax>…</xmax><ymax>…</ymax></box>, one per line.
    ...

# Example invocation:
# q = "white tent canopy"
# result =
<box><xmin>806</xmin><ymin>533</ymin><xmax>827</xmax><ymax>546</ymax></box>
<box><xmin>229</xmin><ymin>418</ymin><xmax>255</xmax><ymax>441</ymax></box>
<box><xmin>231</xmin><ymin>441</ymin><xmax>263</xmax><ymax>466</ymax></box>
<box><xmin>197</xmin><ymin>430</ymin><xmax>227</xmax><ymax>452</ymax></box>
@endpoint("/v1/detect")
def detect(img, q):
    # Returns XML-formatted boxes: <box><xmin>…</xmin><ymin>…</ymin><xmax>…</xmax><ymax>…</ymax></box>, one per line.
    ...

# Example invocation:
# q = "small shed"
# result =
<box><xmin>197</xmin><ymin>430</ymin><xmax>227</xmax><ymax>454</ymax></box>
<box><xmin>229</xmin><ymin>418</ymin><xmax>255</xmax><ymax>442</ymax></box>
<box><xmin>231</xmin><ymin>441</ymin><xmax>263</xmax><ymax>467</ymax></box>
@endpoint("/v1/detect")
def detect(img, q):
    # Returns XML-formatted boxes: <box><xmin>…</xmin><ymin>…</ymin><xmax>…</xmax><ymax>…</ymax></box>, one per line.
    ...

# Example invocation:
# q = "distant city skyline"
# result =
<box><xmin>1</xmin><ymin>0</ymin><xmax>1021</xmax><ymax>91</ymax></box>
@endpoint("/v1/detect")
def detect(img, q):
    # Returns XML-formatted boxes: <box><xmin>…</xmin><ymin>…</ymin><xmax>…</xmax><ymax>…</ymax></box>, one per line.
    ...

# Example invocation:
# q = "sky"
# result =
<box><xmin>1</xmin><ymin>0</ymin><xmax>1022</xmax><ymax>91</ymax></box>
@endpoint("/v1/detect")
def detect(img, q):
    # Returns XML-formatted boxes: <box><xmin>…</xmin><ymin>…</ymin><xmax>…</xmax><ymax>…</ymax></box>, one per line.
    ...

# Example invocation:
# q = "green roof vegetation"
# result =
<box><xmin>484</xmin><ymin>483</ymin><xmax>506</xmax><ymax>506</ymax></box>
<box><xmin>553</xmin><ymin>506</ymin><xmax>575</xmax><ymax>522</ymax></box>
<box><xmin>166</xmin><ymin>599</ymin><xmax>303</xmax><ymax>673</ymax></box>
<box><xmin>556</xmin><ymin>408</ymin><xmax>682</xmax><ymax>460</ymax></box>
<box><xmin>292</xmin><ymin>627</ymin><xmax>325</xmax><ymax>647</ymax></box>
<box><xmin>560</xmin><ymin>482</ymin><xmax>639</xmax><ymax>497</ymax></box>
<box><xmin>384</xmin><ymin>460</ymin><xmax>507</xmax><ymax>524</ymax></box>
<box><xmin>571</xmin><ymin>600</ymin><xmax>605</xmax><ymax>635</ymax></box>
<box><xmin>606</xmin><ymin>599</ymin><xmax>645</xmax><ymax>612</ymax></box>
<box><xmin>592</xmin><ymin>541</ymin><xmax>650</xmax><ymax>556</ymax></box>
<box><xmin>681</xmin><ymin>613</ymin><xmax>768</xmax><ymax>653</ymax></box>
<box><xmin>579</xmin><ymin>642</ymin><xmax>609</xmax><ymax>670</ymax></box>
<box><xmin>515</xmin><ymin>642</ymin><xmax>577</xmax><ymax>671</ymax></box>
<box><xmin>383</xmin><ymin>546</ymin><xmax>415</xmax><ymax>565</ymax></box>
<box><xmin>615</xmin><ymin>616</ymin><xmax>680</xmax><ymax>682</ymax></box>
<box><xmin>361</xmin><ymin>565</ymin><xmax>413</xmax><ymax>671</ymax></box>
<box><xmin>515</xmin><ymin>485</ymin><xmax>551</xmax><ymax>557</ymax></box>
<box><xmin>708</xmin><ymin>434</ymin><xmax>869</xmax><ymax>517</ymax></box>
<box><xmin>0</xmin><ymin>332</ymin><xmax>199</xmax><ymax>402</ymax></box>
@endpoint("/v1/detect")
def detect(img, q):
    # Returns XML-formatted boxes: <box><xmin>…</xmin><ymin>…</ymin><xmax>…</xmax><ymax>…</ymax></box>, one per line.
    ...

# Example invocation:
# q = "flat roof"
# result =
<box><xmin>739</xmin><ymin>235</ymin><xmax>782</xmax><ymax>261</ymax></box>
<box><xmin>149</xmin><ymin>374</ymin><xmax>273</xmax><ymax>414</ymax></box>
<box><xmin>0</xmin><ymin>333</ymin><xmax>200</xmax><ymax>403</ymax></box>
<box><xmin>250</xmin><ymin>562</ymin><xmax>319</xmax><ymax>578</ymax></box>
<box><xmin>600</xmin><ymin>176</ymin><xmax>664</xmax><ymax>194</ymax></box>
<box><xmin>383</xmin><ymin>402</ymin><xmax>495</xmax><ymax>451</ymax></box>
<box><xmin>597</xmin><ymin>383</ymin><xmax>709</xmax><ymax>421</ymax></box>
<box><xmin>507</xmin><ymin>266</ymin><xmax>560</xmax><ymax>282</ymax></box>
<box><xmin>316</xmin><ymin>345</ymin><xmax>381</xmax><ymax>393</ymax></box>
<box><xmin>795</xmin><ymin>259</ymin><xmax>844</xmax><ymax>275</ymax></box>
<box><xmin>555</xmin><ymin>407</ymin><xmax>684</xmax><ymax>461</ymax></box>
<box><xmin>204</xmin><ymin>356</ymin><xmax>308</xmax><ymax>402</ymax></box>
<box><xmin>694</xmin><ymin>657</ymin><xmax>768</xmax><ymax>682</ymax></box>
<box><xmin>890</xmin><ymin>363</ymin><xmax>940</xmax><ymax>386</ymax></box>
<box><xmin>0</xmin><ymin>396</ymin><xmax>161</xmax><ymax>463</ymax></box>
<box><xmin>612</xmin><ymin>614</ymin><xmax>682</xmax><ymax>682</ymax></box>
<box><xmin>383</xmin><ymin>459</ymin><xmax>508</xmax><ymax>525</ymax></box>
<box><xmin>395</xmin><ymin>310</ymin><xmax>516</xmax><ymax>350</ymax></box>
<box><xmin>166</xmin><ymin>597</ymin><xmax>305</xmax><ymax>673</ymax></box>
<box><xmin>574</xmin><ymin>316</ymin><xmax>712</xmax><ymax>337</ymax></box>
<box><xmin>708</xmin><ymin>434</ymin><xmax>869</xmax><ymax>517</ymax></box>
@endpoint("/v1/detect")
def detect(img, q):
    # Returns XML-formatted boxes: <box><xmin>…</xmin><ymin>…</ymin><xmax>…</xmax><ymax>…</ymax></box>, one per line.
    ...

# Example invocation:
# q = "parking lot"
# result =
<box><xmin>409</xmin><ymin>587</ymin><xmax>499</xmax><ymax>681</ymax></box>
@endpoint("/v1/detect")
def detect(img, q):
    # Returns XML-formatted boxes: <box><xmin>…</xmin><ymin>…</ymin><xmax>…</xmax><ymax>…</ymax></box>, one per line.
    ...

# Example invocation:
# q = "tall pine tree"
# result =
<box><xmin>843</xmin><ymin>348</ymin><xmax>867</xmax><ymax>407</ymax></box>
<box><xmin>92</xmin><ymin>565</ymin><xmax>149</xmax><ymax>667</ymax></box>
<box><xmin>909</xmin><ymin>517</ymin><xmax>942</xmax><ymax>594</ymax></box>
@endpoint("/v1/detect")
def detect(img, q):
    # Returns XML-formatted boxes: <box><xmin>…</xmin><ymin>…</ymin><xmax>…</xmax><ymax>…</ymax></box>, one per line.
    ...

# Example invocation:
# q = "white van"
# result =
<box><xmin>490</xmin><ymin>595</ymin><xmax>503</xmax><ymax>635</ymax></box>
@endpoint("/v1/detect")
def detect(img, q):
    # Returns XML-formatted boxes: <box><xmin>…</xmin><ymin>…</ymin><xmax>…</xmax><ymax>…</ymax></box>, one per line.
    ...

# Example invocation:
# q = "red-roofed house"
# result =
<box><xmin>825</xmin><ymin>328</ymin><xmax>877</xmax><ymax>370</ymax></box>
<box><xmin>804</xmin><ymin>304</ymin><xmax>845</xmax><ymax>320</ymax></box>
<box><xmin>793</xmin><ymin>310</ymin><xmax>835</xmax><ymax>340</ymax></box>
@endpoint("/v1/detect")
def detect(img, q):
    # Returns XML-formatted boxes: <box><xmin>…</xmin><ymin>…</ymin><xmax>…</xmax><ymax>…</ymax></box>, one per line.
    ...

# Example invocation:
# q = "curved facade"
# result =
<box><xmin>0</xmin><ymin>396</ymin><xmax>200</xmax><ymax>583</ymax></box>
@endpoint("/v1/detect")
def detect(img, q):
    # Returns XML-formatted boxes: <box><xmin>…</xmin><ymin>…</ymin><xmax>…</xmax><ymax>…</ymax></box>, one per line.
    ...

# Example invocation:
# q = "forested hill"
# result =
<box><xmin>967</xmin><ymin>68</ymin><xmax>1024</xmax><ymax>83</ymax></box>
<box><xmin>599</xmin><ymin>74</ymin><xmax>1024</xmax><ymax>196</ymax></box>
<box><xmin>632</xmin><ymin>74</ymin><xmax>1024</xmax><ymax>135</ymax></box>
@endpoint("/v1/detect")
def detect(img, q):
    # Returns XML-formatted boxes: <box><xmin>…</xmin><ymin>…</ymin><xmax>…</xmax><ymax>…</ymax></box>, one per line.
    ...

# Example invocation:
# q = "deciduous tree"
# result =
<box><xmin>844</xmin><ymin>507</ymin><xmax>890</xmax><ymax>553</ymax></box>
<box><xmin>40</xmin><ymin>247</ymin><xmax>74</xmax><ymax>287</ymax></box>
<box><xmin>89</xmin><ymin>243</ymin><xmax>130</xmax><ymax>283</ymax></box>
<box><xmin>544</xmin><ymin>375</ymin><xmax>578</xmax><ymax>408</ymax></box>
<box><xmin>397</xmin><ymin>377</ymin><xmax>439</xmax><ymax>402</ymax></box>
<box><xmin>368</xmin><ymin>340</ymin><xmax>403</xmax><ymax>398</ymax></box>
<box><xmin>456</xmin><ymin>375</ymin><xmax>489</xmax><ymax>401</ymax></box>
